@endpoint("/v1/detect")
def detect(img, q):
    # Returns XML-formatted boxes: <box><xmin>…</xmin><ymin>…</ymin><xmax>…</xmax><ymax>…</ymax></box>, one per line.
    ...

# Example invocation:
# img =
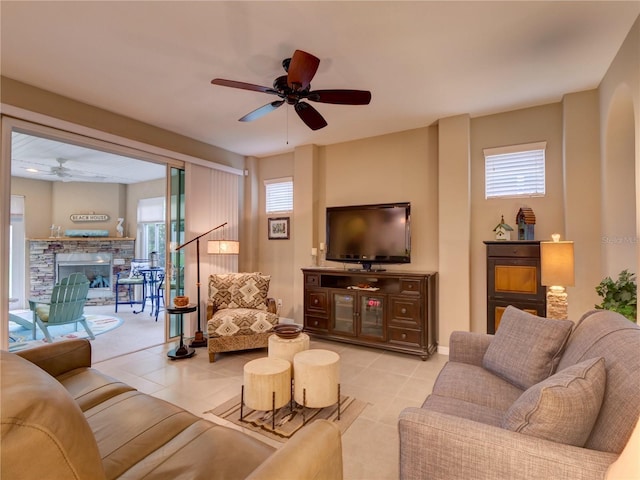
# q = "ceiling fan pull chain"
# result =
<box><xmin>286</xmin><ymin>105</ymin><xmax>289</xmax><ymax>145</ymax></box>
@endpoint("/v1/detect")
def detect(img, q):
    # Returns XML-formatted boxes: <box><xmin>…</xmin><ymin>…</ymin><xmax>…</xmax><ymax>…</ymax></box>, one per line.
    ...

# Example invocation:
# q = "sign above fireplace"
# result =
<box><xmin>70</xmin><ymin>213</ymin><xmax>110</xmax><ymax>222</ymax></box>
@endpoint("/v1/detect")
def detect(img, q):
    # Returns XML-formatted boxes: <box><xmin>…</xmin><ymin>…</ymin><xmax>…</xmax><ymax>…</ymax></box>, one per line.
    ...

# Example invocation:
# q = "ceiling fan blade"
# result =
<box><xmin>294</xmin><ymin>102</ymin><xmax>328</xmax><ymax>131</ymax></box>
<box><xmin>308</xmin><ymin>89</ymin><xmax>372</xmax><ymax>105</ymax></box>
<box><xmin>211</xmin><ymin>78</ymin><xmax>278</xmax><ymax>94</ymax></box>
<box><xmin>239</xmin><ymin>100</ymin><xmax>285</xmax><ymax>122</ymax></box>
<box><xmin>287</xmin><ymin>50</ymin><xmax>320</xmax><ymax>91</ymax></box>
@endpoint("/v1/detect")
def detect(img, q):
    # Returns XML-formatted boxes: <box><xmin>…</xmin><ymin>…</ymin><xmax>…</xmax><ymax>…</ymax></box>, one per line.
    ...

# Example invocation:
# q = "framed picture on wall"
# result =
<box><xmin>268</xmin><ymin>217</ymin><xmax>290</xmax><ymax>240</ymax></box>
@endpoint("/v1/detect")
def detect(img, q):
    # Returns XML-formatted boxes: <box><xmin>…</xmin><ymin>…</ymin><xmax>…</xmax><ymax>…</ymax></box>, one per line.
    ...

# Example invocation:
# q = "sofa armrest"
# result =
<box><xmin>398</xmin><ymin>407</ymin><xmax>616</xmax><ymax>480</ymax></box>
<box><xmin>16</xmin><ymin>338</ymin><xmax>92</xmax><ymax>377</ymax></box>
<box><xmin>246</xmin><ymin>420</ymin><xmax>343</xmax><ymax>480</ymax></box>
<box><xmin>266</xmin><ymin>297</ymin><xmax>277</xmax><ymax>314</ymax></box>
<box><xmin>448</xmin><ymin>331</ymin><xmax>493</xmax><ymax>366</ymax></box>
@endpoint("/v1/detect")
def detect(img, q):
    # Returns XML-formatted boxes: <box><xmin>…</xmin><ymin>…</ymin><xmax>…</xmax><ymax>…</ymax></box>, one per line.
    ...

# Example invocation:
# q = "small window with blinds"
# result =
<box><xmin>484</xmin><ymin>142</ymin><xmax>546</xmax><ymax>199</ymax></box>
<box><xmin>265</xmin><ymin>177</ymin><xmax>293</xmax><ymax>213</ymax></box>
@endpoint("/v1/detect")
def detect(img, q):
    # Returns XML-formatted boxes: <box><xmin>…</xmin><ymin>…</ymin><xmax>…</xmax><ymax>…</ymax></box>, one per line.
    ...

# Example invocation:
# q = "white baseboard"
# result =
<box><xmin>437</xmin><ymin>345</ymin><xmax>450</xmax><ymax>356</ymax></box>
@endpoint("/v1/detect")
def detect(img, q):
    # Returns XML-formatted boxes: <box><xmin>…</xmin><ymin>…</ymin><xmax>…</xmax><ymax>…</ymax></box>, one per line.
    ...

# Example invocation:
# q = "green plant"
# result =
<box><xmin>595</xmin><ymin>269</ymin><xmax>637</xmax><ymax>322</ymax></box>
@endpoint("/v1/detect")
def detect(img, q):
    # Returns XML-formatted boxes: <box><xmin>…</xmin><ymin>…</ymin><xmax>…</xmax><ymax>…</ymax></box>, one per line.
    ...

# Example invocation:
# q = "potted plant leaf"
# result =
<box><xmin>595</xmin><ymin>269</ymin><xmax>637</xmax><ymax>322</ymax></box>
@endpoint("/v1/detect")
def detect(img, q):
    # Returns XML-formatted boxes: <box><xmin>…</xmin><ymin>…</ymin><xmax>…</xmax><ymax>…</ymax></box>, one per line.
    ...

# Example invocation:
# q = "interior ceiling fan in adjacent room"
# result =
<box><xmin>32</xmin><ymin>158</ymin><xmax>106</xmax><ymax>182</ymax></box>
<box><xmin>211</xmin><ymin>50</ymin><xmax>372</xmax><ymax>131</ymax></box>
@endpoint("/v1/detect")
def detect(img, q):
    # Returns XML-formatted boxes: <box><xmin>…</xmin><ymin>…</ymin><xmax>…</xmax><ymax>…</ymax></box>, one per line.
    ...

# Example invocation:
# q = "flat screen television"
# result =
<box><xmin>325</xmin><ymin>202</ymin><xmax>411</xmax><ymax>271</ymax></box>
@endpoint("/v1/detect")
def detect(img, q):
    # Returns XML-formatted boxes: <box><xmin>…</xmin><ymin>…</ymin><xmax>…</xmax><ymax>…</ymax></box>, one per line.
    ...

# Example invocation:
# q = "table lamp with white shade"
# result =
<box><xmin>540</xmin><ymin>234</ymin><xmax>575</xmax><ymax>320</ymax></box>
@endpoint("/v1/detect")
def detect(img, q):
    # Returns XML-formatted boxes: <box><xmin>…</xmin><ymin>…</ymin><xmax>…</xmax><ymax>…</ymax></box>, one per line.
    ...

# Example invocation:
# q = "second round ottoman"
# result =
<box><xmin>293</xmin><ymin>349</ymin><xmax>340</xmax><ymax>408</ymax></box>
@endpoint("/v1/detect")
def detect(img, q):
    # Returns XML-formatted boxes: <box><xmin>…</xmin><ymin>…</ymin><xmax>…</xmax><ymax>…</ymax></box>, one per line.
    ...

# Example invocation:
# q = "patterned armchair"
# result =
<box><xmin>206</xmin><ymin>273</ymin><xmax>279</xmax><ymax>362</ymax></box>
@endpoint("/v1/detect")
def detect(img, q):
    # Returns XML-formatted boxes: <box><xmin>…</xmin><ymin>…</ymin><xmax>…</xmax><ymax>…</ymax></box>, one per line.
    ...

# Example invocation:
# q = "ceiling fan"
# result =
<box><xmin>211</xmin><ymin>50</ymin><xmax>372</xmax><ymax>131</ymax></box>
<box><xmin>39</xmin><ymin>158</ymin><xmax>105</xmax><ymax>181</ymax></box>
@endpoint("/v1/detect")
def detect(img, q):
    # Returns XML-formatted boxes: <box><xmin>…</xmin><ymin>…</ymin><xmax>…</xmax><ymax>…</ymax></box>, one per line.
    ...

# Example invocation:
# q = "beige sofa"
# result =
<box><xmin>399</xmin><ymin>307</ymin><xmax>640</xmax><ymax>479</ymax></box>
<box><xmin>207</xmin><ymin>272</ymin><xmax>279</xmax><ymax>362</ymax></box>
<box><xmin>1</xmin><ymin>339</ymin><xmax>343</xmax><ymax>479</ymax></box>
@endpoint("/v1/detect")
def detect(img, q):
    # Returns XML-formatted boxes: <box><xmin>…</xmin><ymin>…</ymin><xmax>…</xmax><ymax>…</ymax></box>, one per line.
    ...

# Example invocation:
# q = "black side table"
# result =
<box><xmin>166</xmin><ymin>304</ymin><xmax>197</xmax><ymax>360</ymax></box>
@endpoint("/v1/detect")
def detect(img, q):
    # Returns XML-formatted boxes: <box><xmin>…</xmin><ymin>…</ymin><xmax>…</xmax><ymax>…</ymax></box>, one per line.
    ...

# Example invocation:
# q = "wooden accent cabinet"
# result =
<box><xmin>484</xmin><ymin>241</ymin><xmax>546</xmax><ymax>333</ymax></box>
<box><xmin>302</xmin><ymin>268</ymin><xmax>438</xmax><ymax>360</ymax></box>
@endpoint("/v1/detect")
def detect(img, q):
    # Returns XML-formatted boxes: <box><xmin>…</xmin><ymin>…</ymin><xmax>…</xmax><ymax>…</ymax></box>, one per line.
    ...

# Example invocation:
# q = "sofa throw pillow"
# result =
<box><xmin>482</xmin><ymin>306</ymin><xmax>573</xmax><ymax>390</ymax></box>
<box><xmin>501</xmin><ymin>357</ymin><xmax>606</xmax><ymax>447</ymax></box>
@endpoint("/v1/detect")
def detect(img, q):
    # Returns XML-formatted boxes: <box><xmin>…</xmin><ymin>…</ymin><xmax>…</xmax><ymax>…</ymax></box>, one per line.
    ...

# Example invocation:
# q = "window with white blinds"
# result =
<box><xmin>265</xmin><ymin>177</ymin><xmax>293</xmax><ymax>213</ymax></box>
<box><xmin>484</xmin><ymin>142</ymin><xmax>546</xmax><ymax>199</ymax></box>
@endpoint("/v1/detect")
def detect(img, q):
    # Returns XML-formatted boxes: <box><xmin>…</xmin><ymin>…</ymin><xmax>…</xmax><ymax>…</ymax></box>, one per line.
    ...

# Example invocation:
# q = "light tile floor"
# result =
<box><xmin>94</xmin><ymin>337</ymin><xmax>448</xmax><ymax>480</ymax></box>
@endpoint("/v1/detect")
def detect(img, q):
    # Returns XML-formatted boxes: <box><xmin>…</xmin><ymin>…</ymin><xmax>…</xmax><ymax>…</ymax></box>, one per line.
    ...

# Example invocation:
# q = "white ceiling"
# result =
<box><xmin>10</xmin><ymin>132</ymin><xmax>166</xmax><ymax>184</ymax></box>
<box><xmin>2</xmin><ymin>1</ymin><xmax>639</xmax><ymax>161</ymax></box>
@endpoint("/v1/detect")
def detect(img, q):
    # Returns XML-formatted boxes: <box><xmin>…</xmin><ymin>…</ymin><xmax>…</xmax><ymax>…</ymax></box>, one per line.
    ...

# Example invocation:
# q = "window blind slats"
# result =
<box><xmin>485</xmin><ymin>147</ymin><xmax>545</xmax><ymax>199</ymax></box>
<box><xmin>266</xmin><ymin>180</ymin><xmax>293</xmax><ymax>213</ymax></box>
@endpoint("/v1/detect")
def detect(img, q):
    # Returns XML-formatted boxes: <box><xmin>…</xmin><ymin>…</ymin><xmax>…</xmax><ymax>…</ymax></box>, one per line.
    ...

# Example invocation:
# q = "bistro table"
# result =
<box><xmin>135</xmin><ymin>267</ymin><xmax>165</xmax><ymax>321</ymax></box>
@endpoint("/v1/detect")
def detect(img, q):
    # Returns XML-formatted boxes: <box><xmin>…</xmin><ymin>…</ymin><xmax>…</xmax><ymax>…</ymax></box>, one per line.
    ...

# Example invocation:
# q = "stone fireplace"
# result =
<box><xmin>29</xmin><ymin>238</ymin><xmax>135</xmax><ymax>306</ymax></box>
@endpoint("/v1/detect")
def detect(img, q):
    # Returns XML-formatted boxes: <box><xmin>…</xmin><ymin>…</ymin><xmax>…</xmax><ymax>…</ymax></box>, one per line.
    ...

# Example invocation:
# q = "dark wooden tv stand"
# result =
<box><xmin>302</xmin><ymin>268</ymin><xmax>438</xmax><ymax>360</ymax></box>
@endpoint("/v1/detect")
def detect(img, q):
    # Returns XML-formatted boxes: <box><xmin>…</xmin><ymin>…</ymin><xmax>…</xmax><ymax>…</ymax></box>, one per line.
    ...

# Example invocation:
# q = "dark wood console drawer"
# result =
<box><xmin>388</xmin><ymin>327</ymin><xmax>421</xmax><ymax>347</ymax></box>
<box><xmin>305</xmin><ymin>289</ymin><xmax>328</xmax><ymax>315</ymax></box>
<box><xmin>305</xmin><ymin>273</ymin><xmax>320</xmax><ymax>287</ymax></box>
<box><xmin>305</xmin><ymin>315</ymin><xmax>328</xmax><ymax>331</ymax></box>
<box><xmin>389</xmin><ymin>297</ymin><xmax>421</xmax><ymax>328</ymax></box>
<box><xmin>487</xmin><ymin>244</ymin><xmax>539</xmax><ymax>258</ymax></box>
<box><xmin>400</xmin><ymin>278</ymin><xmax>422</xmax><ymax>294</ymax></box>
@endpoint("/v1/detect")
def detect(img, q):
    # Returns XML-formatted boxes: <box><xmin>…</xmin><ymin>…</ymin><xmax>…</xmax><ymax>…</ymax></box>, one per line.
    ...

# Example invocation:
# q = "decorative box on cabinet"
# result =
<box><xmin>484</xmin><ymin>241</ymin><xmax>546</xmax><ymax>333</ymax></box>
<box><xmin>302</xmin><ymin>268</ymin><xmax>438</xmax><ymax>360</ymax></box>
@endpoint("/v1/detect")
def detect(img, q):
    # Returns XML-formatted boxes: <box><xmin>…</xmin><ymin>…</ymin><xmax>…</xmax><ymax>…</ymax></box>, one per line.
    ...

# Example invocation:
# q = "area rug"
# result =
<box><xmin>206</xmin><ymin>394</ymin><xmax>368</xmax><ymax>443</ymax></box>
<box><xmin>8</xmin><ymin>310</ymin><xmax>124</xmax><ymax>352</ymax></box>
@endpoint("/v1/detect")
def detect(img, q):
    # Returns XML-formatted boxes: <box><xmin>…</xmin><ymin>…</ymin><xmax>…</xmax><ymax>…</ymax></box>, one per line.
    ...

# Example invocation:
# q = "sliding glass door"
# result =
<box><xmin>167</xmin><ymin>167</ymin><xmax>185</xmax><ymax>338</ymax></box>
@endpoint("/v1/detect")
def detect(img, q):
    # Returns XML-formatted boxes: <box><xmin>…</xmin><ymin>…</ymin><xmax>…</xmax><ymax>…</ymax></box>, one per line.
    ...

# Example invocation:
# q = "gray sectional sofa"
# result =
<box><xmin>399</xmin><ymin>307</ymin><xmax>640</xmax><ymax>479</ymax></box>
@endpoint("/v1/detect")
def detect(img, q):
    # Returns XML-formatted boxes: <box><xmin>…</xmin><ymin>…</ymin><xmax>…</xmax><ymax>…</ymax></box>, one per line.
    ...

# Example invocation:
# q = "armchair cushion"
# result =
<box><xmin>502</xmin><ymin>357</ymin><xmax>606</xmax><ymax>447</ymax></box>
<box><xmin>208</xmin><ymin>309</ymin><xmax>278</xmax><ymax>338</ymax></box>
<box><xmin>209</xmin><ymin>273</ymin><xmax>270</xmax><ymax>310</ymax></box>
<box><xmin>482</xmin><ymin>306</ymin><xmax>573</xmax><ymax>390</ymax></box>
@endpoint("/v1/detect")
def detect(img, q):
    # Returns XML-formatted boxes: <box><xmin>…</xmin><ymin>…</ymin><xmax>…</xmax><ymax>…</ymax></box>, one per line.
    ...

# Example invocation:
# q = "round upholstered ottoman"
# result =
<box><xmin>242</xmin><ymin>357</ymin><xmax>291</xmax><ymax>413</ymax></box>
<box><xmin>268</xmin><ymin>333</ymin><xmax>310</xmax><ymax>371</ymax></box>
<box><xmin>293</xmin><ymin>349</ymin><xmax>340</xmax><ymax>409</ymax></box>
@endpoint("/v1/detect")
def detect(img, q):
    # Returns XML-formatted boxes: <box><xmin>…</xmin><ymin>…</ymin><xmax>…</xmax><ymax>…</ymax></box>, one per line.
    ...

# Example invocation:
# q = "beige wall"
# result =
<box><xmin>470</xmin><ymin>103</ymin><xmax>565</xmax><ymax>332</ymax></box>
<box><xmin>51</xmin><ymin>182</ymin><xmax>125</xmax><ymax>236</ymax></box>
<box><xmin>10</xmin><ymin>177</ymin><xmax>53</xmax><ymax>238</ymax></box>
<box><xmin>10</xmin><ymin>176</ymin><xmax>165</xmax><ymax>241</ymax></box>
<box><xmin>438</xmin><ymin>115</ymin><xmax>470</xmax><ymax>346</ymax></box>
<box><xmin>563</xmin><ymin>90</ymin><xmax>603</xmax><ymax>318</ymax></box>
<box><xmin>599</xmin><ymin>16</ymin><xmax>639</xmax><ymax>285</ymax></box>
<box><xmin>257</xmin><ymin>152</ymin><xmax>295</xmax><ymax>318</ymax></box>
<box><xmin>320</xmin><ymin>128</ymin><xmax>439</xmax><ymax>272</ymax></box>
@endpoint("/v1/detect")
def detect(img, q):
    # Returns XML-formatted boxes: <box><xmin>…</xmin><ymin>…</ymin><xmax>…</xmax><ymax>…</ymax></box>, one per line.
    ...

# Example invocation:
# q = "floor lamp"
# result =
<box><xmin>541</xmin><ymin>234</ymin><xmax>575</xmax><ymax>320</ymax></box>
<box><xmin>174</xmin><ymin>222</ymin><xmax>239</xmax><ymax>347</ymax></box>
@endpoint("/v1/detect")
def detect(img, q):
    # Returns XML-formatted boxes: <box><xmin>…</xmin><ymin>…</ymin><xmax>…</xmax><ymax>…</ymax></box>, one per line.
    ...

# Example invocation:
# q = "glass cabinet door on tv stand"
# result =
<box><xmin>332</xmin><ymin>292</ymin><xmax>356</xmax><ymax>335</ymax></box>
<box><xmin>359</xmin><ymin>294</ymin><xmax>384</xmax><ymax>340</ymax></box>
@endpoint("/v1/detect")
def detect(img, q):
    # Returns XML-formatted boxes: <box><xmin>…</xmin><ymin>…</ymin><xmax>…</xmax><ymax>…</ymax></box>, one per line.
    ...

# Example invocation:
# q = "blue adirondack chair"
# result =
<box><xmin>28</xmin><ymin>273</ymin><xmax>93</xmax><ymax>342</ymax></box>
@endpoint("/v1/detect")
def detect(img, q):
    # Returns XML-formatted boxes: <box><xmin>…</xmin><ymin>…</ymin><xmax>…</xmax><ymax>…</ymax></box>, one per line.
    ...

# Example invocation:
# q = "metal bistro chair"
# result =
<box><xmin>114</xmin><ymin>259</ymin><xmax>149</xmax><ymax>312</ymax></box>
<box><xmin>28</xmin><ymin>273</ymin><xmax>92</xmax><ymax>342</ymax></box>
